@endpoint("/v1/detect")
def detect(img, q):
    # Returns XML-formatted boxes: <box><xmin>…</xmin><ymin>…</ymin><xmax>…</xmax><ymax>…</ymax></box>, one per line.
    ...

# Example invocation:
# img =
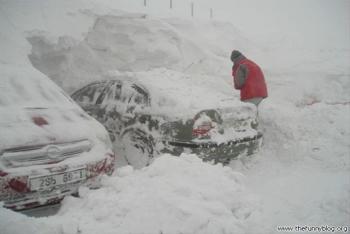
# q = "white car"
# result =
<box><xmin>0</xmin><ymin>73</ymin><xmax>116</xmax><ymax>210</ymax></box>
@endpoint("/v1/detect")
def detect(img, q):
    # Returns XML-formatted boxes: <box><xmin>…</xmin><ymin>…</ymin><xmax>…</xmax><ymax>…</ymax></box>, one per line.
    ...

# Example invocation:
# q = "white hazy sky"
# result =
<box><xmin>213</xmin><ymin>0</ymin><xmax>350</xmax><ymax>49</ymax></box>
<box><xmin>1</xmin><ymin>0</ymin><xmax>349</xmax><ymax>49</ymax></box>
<box><xmin>115</xmin><ymin>0</ymin><xmax>350</xmax><ymax>49</ymax></box>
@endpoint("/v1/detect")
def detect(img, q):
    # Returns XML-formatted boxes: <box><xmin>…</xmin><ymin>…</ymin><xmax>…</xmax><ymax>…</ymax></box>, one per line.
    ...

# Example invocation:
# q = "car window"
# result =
<box><xmin>119</xmin><ymin>83</ymin><xmax>150</xmax><ymax>113</ymax></box>
<box><xmin>129</xmin><ymin>84</ymin><xmax>150</xmax><ymax>106</ymax></box>
<box><xmin>95</xmin><ymin>85</ymin><xmax>109</xmax><ymax>104</ymax></box>
<box><xmin>103</xmin><ymin>81</ymin><xmax>122</xmax><ymax>102</ymax></box>
<box><xmin>72</xmin><ymin>82</ymin><xmax>107</xmax><ymax>105</ymax></box>
<box><xmin>115</xmin><ymin>83</ymin><xmax>122</xmax><ymax>100</ymax></box>
<box><xmin>93</xmin><ymin>81</ymin><xmax>123</xmax><ymax>106</ymax></box>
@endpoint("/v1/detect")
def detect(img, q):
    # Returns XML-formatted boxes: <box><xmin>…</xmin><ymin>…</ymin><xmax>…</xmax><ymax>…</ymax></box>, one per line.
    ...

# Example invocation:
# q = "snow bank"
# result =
<box><xmin>26</xmin><ymin>13</ymin><xmax>240</xmax><ymax>93</ymax></box>
<box><xmin>229</xmin><ymin>84</ymin><xmax>350</xmax><ymax>232</ymax></box>
<box><xmin>0</xmin><ymin>204</ymin><xmax>61</xmax><ymax>234</ymax></box>
<box><xmin>0</xmin><ymin>154</ymin><xmax>261</xmax><ymax>234</ymax></box>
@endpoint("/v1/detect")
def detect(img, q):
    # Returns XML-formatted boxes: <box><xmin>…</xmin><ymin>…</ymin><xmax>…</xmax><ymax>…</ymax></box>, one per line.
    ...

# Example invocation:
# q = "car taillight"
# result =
<box><xmin>8</xmin><ymin>177</ymin><xmax>30</xmax><ymax>193</ymax></box>
<box><xmin>192</xmin><ymin>121</ymin><xmax>213</xmax><ymax>137</ymax></box>
<box><xmin>0</xmin><ymin>170</ymin><xmax>8</xmax><ymax>177</ymax></box>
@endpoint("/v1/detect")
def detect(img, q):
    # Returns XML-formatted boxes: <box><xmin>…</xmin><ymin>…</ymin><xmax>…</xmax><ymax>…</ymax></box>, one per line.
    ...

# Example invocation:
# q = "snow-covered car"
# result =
<box><xmin>0</xmin><ymin>74</ymin><xmax>115</xmax><ymax>210</ymax></box>
<box><xmin>71</xmin><ymin>71</ymin><xmax>262</xmax><ymax>168</ymax></box>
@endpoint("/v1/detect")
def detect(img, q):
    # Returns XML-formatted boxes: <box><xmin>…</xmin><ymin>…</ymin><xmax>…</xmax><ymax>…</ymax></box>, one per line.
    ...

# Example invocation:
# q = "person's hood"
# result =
<box><xmin>232</xmin><ymin>54</ymin><xmax>246</xmax><ymax>64</ymax></box>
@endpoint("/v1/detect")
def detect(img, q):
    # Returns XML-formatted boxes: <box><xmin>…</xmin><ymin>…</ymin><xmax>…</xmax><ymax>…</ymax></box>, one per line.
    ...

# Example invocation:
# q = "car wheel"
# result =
<box><xmin>121</xmin><ymin>129</ymin><xmax>154</xmax><ymax>169</ymax></box>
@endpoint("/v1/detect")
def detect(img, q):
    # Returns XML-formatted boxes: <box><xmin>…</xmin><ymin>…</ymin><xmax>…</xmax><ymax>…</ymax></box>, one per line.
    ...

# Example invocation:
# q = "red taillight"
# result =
<box><xmin>192</xmin><ymin>122</ymin><xmax>213</xmax><ymax>137</ymax></box>
<box><xmin>32</xmin><ymin>116</ymin><xmax>48</xmax><ymax>126</ymax></box>
<box><xmin>0</xmin><ymin>170</ymin><xmax>8</xmax><ymax>177</ymax></box>
<box><xmin>8</xmin><ymin>177</ymin><xmax>30</xmax><ymax>193</ymax></box>
<box><xmin>97</xmin><ymin>159</ymin><xmax>107</xmax><ymax>172</ymax></box>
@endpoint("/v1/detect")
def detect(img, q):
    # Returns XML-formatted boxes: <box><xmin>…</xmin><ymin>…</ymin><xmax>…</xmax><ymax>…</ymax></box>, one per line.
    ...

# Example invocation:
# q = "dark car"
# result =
<box><xmin>71</xmin><ymin>75</ymin><xmax>262</xmax><ymax>168</ymax></box>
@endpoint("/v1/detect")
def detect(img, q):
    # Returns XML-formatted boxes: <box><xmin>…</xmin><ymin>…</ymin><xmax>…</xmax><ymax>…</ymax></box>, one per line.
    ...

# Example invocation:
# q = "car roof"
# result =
<box><xmin>102</xmin><ymin>69</ymin><xmax>248</xmax><ymax>117</ymax></box>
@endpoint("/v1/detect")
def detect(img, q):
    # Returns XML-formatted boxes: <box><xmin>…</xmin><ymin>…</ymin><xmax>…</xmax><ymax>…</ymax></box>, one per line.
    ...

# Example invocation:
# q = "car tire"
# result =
<box><xmin>121</xmin><ymin>129</ymin><xmax>154</xmax><ymax>169</ymax></box>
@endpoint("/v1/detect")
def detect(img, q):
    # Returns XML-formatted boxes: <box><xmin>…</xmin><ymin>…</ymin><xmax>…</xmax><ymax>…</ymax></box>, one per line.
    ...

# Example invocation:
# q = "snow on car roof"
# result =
<box><xmin>107</xmin><ymin>69</ymin><xmax>252</xmax><ymax>116</ymax></box>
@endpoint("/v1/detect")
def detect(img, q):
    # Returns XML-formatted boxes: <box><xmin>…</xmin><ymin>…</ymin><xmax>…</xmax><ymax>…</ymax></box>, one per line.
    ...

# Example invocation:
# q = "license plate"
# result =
<box><xmin>30</xmin><ymin>168</ymin><xmax>86</xmax><ymax>191</ymax></box>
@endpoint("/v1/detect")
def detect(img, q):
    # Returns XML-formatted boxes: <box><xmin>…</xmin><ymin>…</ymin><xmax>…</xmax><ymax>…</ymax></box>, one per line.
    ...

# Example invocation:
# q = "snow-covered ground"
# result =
<box><xmin>0</xmin><ymin>0</ymin><xmax>349</xmax><ymax>233</ymax></box>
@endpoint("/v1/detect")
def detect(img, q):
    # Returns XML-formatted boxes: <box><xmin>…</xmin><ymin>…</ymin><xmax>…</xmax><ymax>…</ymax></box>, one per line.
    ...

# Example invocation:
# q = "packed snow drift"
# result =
<box><xmin>1</xmin><ymin>154</ymin><xmax>262</xmax><ymax>234</ymax></box>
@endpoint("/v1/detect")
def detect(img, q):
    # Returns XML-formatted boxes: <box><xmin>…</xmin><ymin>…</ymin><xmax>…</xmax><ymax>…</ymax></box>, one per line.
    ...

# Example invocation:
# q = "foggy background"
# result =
<box><xmin>104</xmin><ymin>0</ymin><xmax>350</xmax><ymax>49</ymax></box>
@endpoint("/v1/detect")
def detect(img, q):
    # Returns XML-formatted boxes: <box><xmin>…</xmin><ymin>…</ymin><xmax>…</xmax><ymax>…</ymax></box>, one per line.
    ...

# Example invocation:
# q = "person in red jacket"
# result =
<box><xmin>231</xmin><ymin>50</ymin><xmax>268</xmax><ymax>106</ymax></box>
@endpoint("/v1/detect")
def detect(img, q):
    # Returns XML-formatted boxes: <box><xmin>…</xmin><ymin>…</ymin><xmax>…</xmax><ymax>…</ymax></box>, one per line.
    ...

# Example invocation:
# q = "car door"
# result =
<box><xmin>99</xmin><ymin>81</ymin><xmax>125</xmax><ymax>138</ymax></box>
<box><xmin>119</xmin><ymin>82</ymin><xmax>163</xmax><ymax>134</ymax></box>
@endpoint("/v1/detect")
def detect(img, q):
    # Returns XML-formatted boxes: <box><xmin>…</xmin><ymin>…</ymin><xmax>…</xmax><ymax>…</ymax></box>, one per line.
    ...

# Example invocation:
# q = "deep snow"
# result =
<box><xmin>0</xmin><ymin>0</ymin><xmax>349</xmax><ymax>233</ymax></box>
<box><xmin>0</xmin><ymin>154</ymin><xmax>262</xmax><ymax>234</ymax></box>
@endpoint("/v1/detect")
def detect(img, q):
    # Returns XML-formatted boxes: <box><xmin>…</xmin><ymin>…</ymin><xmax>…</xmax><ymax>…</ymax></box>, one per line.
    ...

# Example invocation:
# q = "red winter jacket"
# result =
<box><xmin>232</xmin><ymin>58</ymin><xmax>268</xmax><ymax>101</ymax></box>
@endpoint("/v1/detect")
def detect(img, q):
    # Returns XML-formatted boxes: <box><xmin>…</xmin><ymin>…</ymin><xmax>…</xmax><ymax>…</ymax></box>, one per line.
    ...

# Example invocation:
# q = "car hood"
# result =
<box><xmin>0</xmin><ymin>106</ymin><xmax>105</xmax><ymax>151</ymax></box>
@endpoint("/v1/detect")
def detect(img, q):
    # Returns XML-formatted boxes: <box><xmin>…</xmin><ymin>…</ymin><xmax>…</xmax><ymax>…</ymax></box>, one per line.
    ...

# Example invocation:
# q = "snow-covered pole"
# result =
<box><xmin>170</xmin><ymin>0</ymin><xmax>173</xmax><ymax>9</ymax></box>
<box><xmin>210</xmin><ymin>8</ymin><xmax>213</xmax><ymax>19</ymax></box>
<box><xmin>191</xmin><ymin>2</ymin><xmax>194</xmax><ymax>17</ymax></box>
<box><xmin>144</xmin><ymin>0</ymin><xmax>147</xmax><ymax>7</ymax></box>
